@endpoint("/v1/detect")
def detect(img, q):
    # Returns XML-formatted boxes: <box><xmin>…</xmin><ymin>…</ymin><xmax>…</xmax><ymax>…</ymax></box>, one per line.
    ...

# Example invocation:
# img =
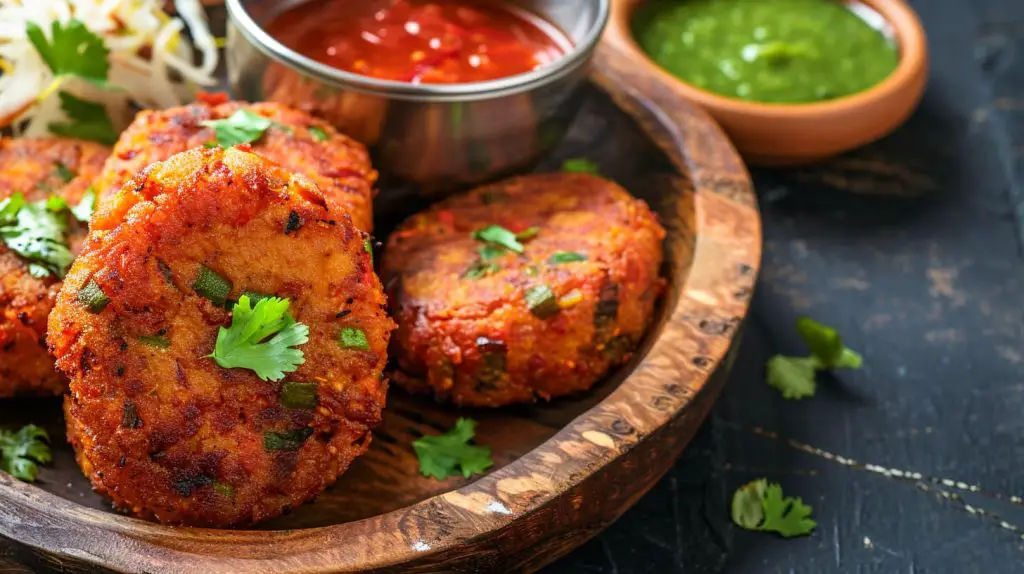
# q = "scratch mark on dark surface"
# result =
<box><xmin>914</xmin><ymin>481</ymin><xmax>1024</xmax><ymax>542</ymax></box>
<box><xmin>720</xmin><ymin>463</ymin><xmax>818</xmax><ymax>476</ymax></box>
<box><xmin>669</xmin><ymin>475</ymin><xmax>684</xmax><ymax>567</ymax></box>
<box><xmin>726</xmin><ymin>423</ymin><xmax>1024</xmax><ymax>508</ymax></box>
<box><xmin>721</xmin><ymin>421</ymin><xmax>1024</xmax><ymax>549</ymax></box>
<box><xmin>832</xmin><ymin>520</ymin><xmax>842</xmax><ymax>567</ymax></box>
<box><xmin>599</xmin><ymin>539</ymin><xmax>619</xmax><ymax>574</ymax></box>
<box><xmin>981</xmin><ymin>75</ymin><xmax>1024</xmax><ymax>258</ymax></box>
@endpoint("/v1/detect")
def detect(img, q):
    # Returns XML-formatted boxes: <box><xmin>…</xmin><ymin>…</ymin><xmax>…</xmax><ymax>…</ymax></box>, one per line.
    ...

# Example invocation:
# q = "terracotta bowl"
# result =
<box><xmin>605</xmin><ymin>0</ymin><xmax>929</xmax><ymax>165</ymax></box>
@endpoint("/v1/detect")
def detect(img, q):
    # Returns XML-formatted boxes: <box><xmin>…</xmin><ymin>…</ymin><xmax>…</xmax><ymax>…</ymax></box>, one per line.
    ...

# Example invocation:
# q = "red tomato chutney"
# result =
<box><xmin>266</xmin><ymin>0</ymin><xmax>572</xmax><ymax>84</ymax></box>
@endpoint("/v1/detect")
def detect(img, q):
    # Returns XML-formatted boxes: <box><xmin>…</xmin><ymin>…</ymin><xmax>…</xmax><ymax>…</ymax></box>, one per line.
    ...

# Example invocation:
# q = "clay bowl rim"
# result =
<box><xmin>0</xmin><ymin>70</ymin><xmax>763</xmax><ymax>574</ymax></box>
<box><xmin>609</xmin><ymin>0</ymin><xmax>928</xmax><ymax>120</ymax></box>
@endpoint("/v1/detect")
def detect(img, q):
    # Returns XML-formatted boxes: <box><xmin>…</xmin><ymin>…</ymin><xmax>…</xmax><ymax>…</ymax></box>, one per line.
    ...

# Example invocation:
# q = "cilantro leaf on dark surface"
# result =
<box><xmin>0</xmin><ymin>193</ymin><xmax>75</xmax><ymax>279</ymax></box>
<box><xmin>413</xmin><ymin>418</ymin><xmax>494</xmax><ymax>480</ymax></box>
<box><xmin>26</xmin><ymin>20</ymin><xmax>110</xmax><ymax>87</ymax></box>
<box><xmin>0</xmin><ymin>425</ymin><xmax>53</xmax><ymax>482</ymax></box>
<box><xmin>766</xmin><ymin>355</ymin><xmax>817</xmax><ymax>399</ymax></box>
<box><xmin>561</xmin><ymin>158</ymin><xmax>601</xmax><ymax>174</ymax></box>
<box><xmin>202</xmin><ymin>109</ymin><xmax>274</xmax><ymax>148</ymax></box>
<box><xmin>209</xmin><ymin>295</ymin><xmax>309</xmax><ymax>382</ymax></box>
<box><xmin>766</xmin><ymin>317</ymin><xmax>863</xmax><ymax>399</ymax></box>
<box><xmin>796</xmin><ymin>317</ymin><xmax>862</xmax><ymax>369</ymax></box>
<box><xmin>731</xmin><ymin>479</ymin><xmax>816</xmax><ymax>538</ymax></box>
<box><xmin>48</xmin><ymin>91</ymin><xmax>118</xmax><ymax>145</ymax></box>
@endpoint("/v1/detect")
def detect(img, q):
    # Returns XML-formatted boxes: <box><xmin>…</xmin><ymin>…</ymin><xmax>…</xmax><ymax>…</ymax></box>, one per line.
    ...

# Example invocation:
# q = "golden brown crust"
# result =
<box><xmin>91</xmin><ymin>100</ymin><xmax>377</xmax><ymax>232</ymax></box>
<box><xmin>0</xmin><ymin>137</ymin><xmax>109</xmax><ymax>397</ymax></box>
<box><xmin>382</xmin><ymin>173</ymin><xmax>666</xmax><ymax>407</ymax></box>
<box><xmin>50</xmin><ymin>147</ymin><xmax>394</xmax><ymax>527</ymax></box>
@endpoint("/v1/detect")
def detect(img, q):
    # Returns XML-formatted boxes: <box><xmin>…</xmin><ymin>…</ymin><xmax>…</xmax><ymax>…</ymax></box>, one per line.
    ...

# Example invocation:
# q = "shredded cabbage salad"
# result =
<box><xmin>0</xmin><ymin>0</ymin><xmax>219</xmax><ymax>140</ymax></box>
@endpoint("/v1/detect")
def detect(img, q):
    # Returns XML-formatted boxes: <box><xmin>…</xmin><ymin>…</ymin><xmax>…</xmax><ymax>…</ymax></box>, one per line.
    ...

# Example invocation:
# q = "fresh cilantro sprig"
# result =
<box><xmin>24</xmin><ymin>20</ymin><xmax>120</xmax><ymax>144</ymax></box>
<box><xmin>26</xmin><ymin>20</ymin><xmax>111</xmax><ymax>88</ymax></box>
<box><xmin>48</xmin><ymin>91</ymin><xmax>118</xmax><ymax>145</ymax></box>
<box><xmin>202</xmin><ymin>110</ymin><xmax>274</xmax><ymax>148</ymax></box>
<box><xmin>209</xmin><ymin>295</ymin><xmax>310</xmax><ymax>382</ymax></box>
<box><xmin>413</xmin><ymin>418</ymin><xmax>494</xmax><ymax>480</ymax></box>
<box><xmin>561</xmin><ymin>158</ymin><xmax>600</xmax><ymax>174</ymax></box>
<box><xmin>0</xmin><ymin>425</ymin><xmax>53</xmax><ymax>482</ymax></box>
<box><xmin>731</xmin><ymin>479</ymin><xmax>816</xmax><ymax>538</ymax></box>
<box><xmin>0</xmin><ymin>193</ymin><xmax>75</xmax><ymax>279</ymax></box>
<box><xmin>766</xmin><ymin>317</ymin><xmax>863</xmax><ymax>399</ymax></box>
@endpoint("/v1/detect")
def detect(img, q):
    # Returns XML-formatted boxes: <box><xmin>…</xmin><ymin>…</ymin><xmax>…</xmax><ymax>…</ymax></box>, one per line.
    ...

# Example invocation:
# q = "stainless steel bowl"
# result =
<box><xmin>226</xmin><ymin>0</ymin><xmax>609</xmax><ymax>193</ymax></box>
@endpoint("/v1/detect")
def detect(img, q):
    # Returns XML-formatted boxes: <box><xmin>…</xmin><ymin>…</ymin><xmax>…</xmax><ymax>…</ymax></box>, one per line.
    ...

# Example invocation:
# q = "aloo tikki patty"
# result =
<box><xmin>49</xmin><ymin>147</ymin><xmax>394</xmax><ymax>527</ymax></box>
<box><xmin>0</xmin><ymin>137</ymin><xmax>109</xmax><ymax>397</ymax></box>
<box><xmin>382</xmin><ymin>173</ymin><xmax>666</xmax><ymax>407</ymax></box>
<box><xmin>91</xmin><ymin>98</ymin><xmax>377</xmax><ymax>232</ymax></box>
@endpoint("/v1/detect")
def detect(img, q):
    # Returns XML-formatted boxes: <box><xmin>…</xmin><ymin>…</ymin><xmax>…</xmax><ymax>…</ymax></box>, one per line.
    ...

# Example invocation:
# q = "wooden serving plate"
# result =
<box><xmin>0</xmin><ymin>30</ymin><xmax>761</xmax><ymax>574</ymax></box>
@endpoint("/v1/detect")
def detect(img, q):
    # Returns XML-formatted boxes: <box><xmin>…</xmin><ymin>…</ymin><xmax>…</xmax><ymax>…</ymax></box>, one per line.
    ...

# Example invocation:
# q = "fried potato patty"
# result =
<box><xmin>0</xmin><ymin>137</ymin><xmax>109</xmax><ymax>397</ymax></box>
<box><xmin>92</xmin><ymin>99</ymin><xmax>377</xmax><ymax>232</ymax></box>
<box><xmin>49</xmin><ymin>147</ymin><xmax>394</xmax><ymax>527</ymax></box>
<box><xmin>382</xmin><ymin>173</ymin><xmax>666</xmax><ymax>407</ymax></box>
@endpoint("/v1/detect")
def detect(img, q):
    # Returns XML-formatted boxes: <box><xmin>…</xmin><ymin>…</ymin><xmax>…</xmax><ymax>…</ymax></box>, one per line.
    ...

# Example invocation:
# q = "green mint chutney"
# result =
<box><xmin>634</xmin><ymin>0</ymin><xmax>899</xmax><ymax>104</ymax></box>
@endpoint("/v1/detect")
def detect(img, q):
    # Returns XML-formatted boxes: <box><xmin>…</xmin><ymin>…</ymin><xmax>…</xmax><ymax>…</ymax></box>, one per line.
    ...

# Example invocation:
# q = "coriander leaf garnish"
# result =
<box><xmin>765</xmin><ymin>317</ymin><xmax>862</xmax><ymax>399</ymax></box>
<box><xmin>473</xmin><ymin>224</ymin><xmax>526</xmax><ymax>254</ymax></box>
<box><xmin>0</xmin><ymin>425</ymin><xmax>52</xmax><ymax>482</ymax></box>
<box><xmin>548</xmin><ymin>251</ymin><xmax>587</xmax><ymax>264</ymax></box>
<box><xmin>209</xmin><ymin>295</ymin><xmax>310</xmax><ymax>382</ymax></box>
<box><xmin>0</xmin><ymin>194</ymin><xmax>25</xmax><ymax>224</ymax></box>
<box><xmin>0</xmin><ymin>193</ymin><xmax>74</xmax><ymax>279</ymax></box>
<box><xmin>413</xmin><ymin>418</ymin><xmax>493</xmax><ymax>480</ymax></box>
<box><xmin>766</xmin><ymin>356</ymin><xmax>817</xmax><ymax>399</ymax></box>
<box><xmin>561</xmin><ymin>158</ymin><xmax>600</xmax><ymax>174</ymax></box>
<box><xmin>48</xmin><ymin>91</ymin><xmax>118</xmax><ymax>145</ymax></box>
<box><xmin>309</xmin><ymin>126</ymin><xmax>329</xmax><ymax>142</ymax></box>
<box><xmin>731</xmin><ymin>479</ymin><xmax>816</xmax><ymax>538</ymax></box>
<box><xmin>71</xmin><ymin>187</ymin><xmax>97</xmax><ymax>223</ymax></box>
<box><xmin>26</xmin><ymin>20</ymin><xmax>111</xmax><ymax>87</ymax></box>
<box><xmin>202</xmin><ymin>109</ymin><xmax>274</xmax><ymax>148</ymax></box>
<box><xmin>339</xmin><ymin>327</ymin><xmax>370</xmax><ymax>350</ymax></box>
<box><xmin>45</xmin><ymin>195</ymin><xmax>67</xmax><ymax>212</ymax></box>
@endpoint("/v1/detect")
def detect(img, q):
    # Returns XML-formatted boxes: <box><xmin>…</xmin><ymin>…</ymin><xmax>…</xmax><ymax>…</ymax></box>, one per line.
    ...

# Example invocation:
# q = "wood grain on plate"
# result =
<box><xmin>0</xmin><ymin>37</ymin><xmax>761</xmax><ymax>574</ymax></box>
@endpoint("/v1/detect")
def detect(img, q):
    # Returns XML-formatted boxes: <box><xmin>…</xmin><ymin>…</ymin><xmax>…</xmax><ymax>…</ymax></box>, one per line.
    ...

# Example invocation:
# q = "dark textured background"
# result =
<box><xmin>4</xmin><ymin>0</ymin><xmax>1024</xmax><ymax>571</ymax></box>
<box><xmin>548</xmin><ymin>0</ymin><xmax>1024</xmax><ymax>571</ymax></box>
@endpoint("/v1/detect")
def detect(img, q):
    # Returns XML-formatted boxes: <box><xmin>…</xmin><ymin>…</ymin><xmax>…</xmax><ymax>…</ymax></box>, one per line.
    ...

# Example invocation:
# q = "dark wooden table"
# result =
<box><xmin>4</xmin><ymin>0</ymin><xmax>1022</xmax><ymax>572</ymax></box>
<box><xmin>550</xmin><ymin>0</ymin><xmax>1024</xmax><ymax>571</ymax></box>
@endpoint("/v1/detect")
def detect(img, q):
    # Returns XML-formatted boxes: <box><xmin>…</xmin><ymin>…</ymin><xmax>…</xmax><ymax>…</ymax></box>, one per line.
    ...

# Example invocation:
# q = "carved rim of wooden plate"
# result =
<box><xmin>0</xmin><ymin>44</ymin><xmax>762</xmax><ymax>574</ymax></box>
